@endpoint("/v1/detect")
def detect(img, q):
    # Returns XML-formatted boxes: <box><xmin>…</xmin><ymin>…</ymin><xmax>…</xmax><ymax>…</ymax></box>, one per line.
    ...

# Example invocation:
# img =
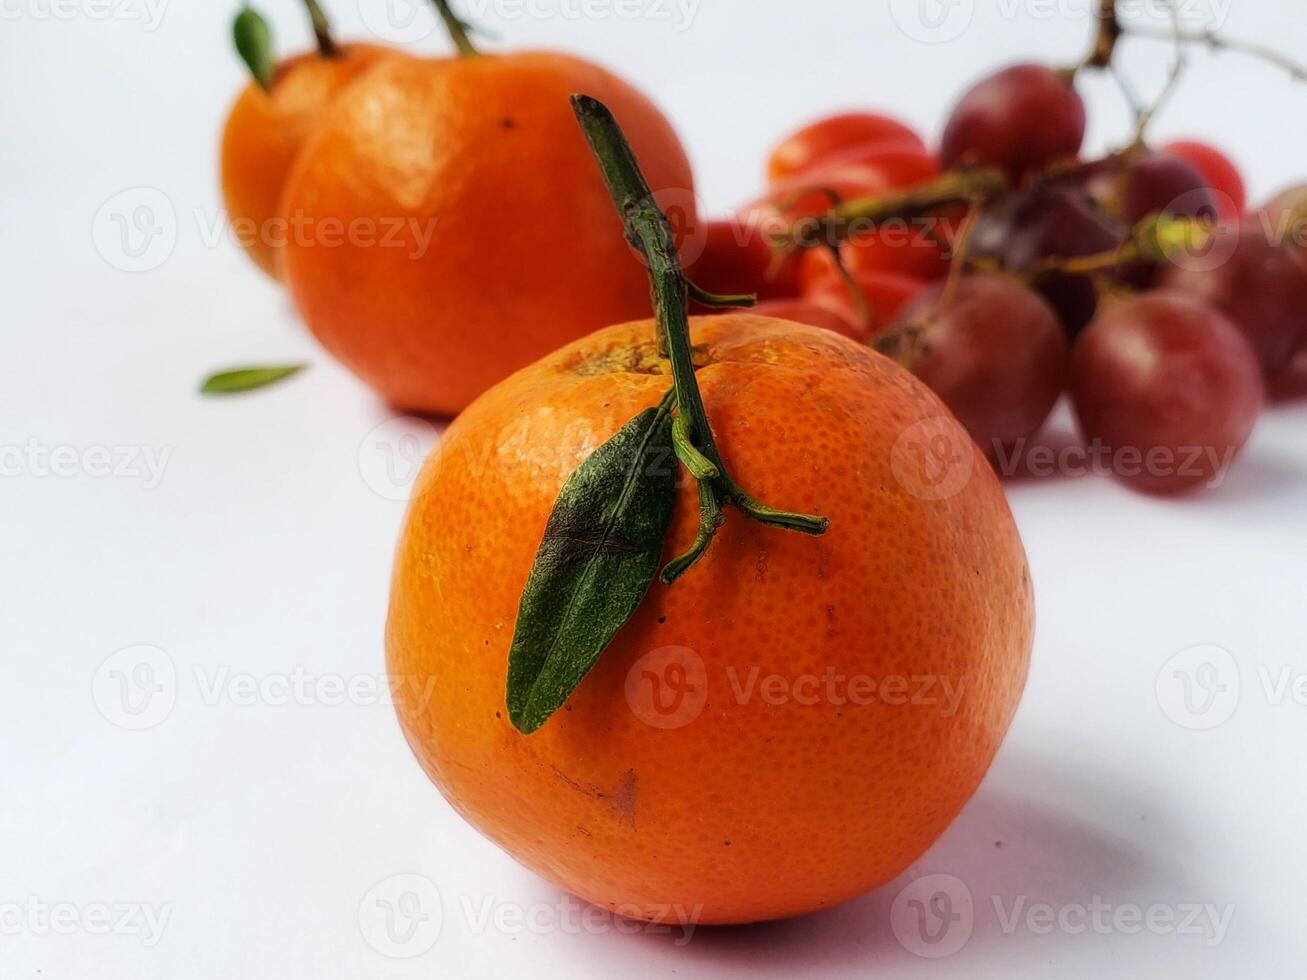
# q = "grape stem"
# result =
<box><xmin>1123</xmin><ymin>23</ymin><xmax>1307</xmax><ymax>83</ymax></box>
<box><xmin>780</xmin><ymin>168</ymin><xmax>1007</xmax><ymax>253</ymax></box>
<box><xmin>1023</xmin><ymin>214</ymin><xmax>1216</xmax><ymax>279</ymax></box>
<box><xmin>1129</xmin><ymin>1</ymin><xmax>1187</xmax><ymax>142</ymax></box>
<box><xmin>1082</xmin><ymin>0</ymin><xmax>1307</xmax><ymax>87</ymax></box>
<box><xmin>1083</xmin><ymin>0</ymin><xmax>1121</xmax><ymax>69</ymax></box>
<box><xmin>571</xmin><ymin>94</ymin><xmax>828</xmax><ymax>585</ymax></box>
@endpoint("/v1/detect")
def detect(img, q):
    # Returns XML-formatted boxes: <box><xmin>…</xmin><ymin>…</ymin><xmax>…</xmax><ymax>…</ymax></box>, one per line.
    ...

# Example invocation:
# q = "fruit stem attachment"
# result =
<box><xmin>571</xmin><ymin>94</ymin><xmax>829</xmax><ymax>584</ymax></box>
<box><xmin>431</xmin><ymin>0</ymin><xmax>479</xmax><ymax>57</ymax></box>
<box><xmin>301</xmin><ymin>0</ymin><xmax>338</xmax><ymax>58</ymax></box>
<box><xmin>780</xmin><ymin>168</ymin><xmax>1007</xmax><ymax>253</ymax></box>
<box><xmin>1024</xmin><ymin>214</ymin><xmax>1215</xmax><ymax>279</ymax></box>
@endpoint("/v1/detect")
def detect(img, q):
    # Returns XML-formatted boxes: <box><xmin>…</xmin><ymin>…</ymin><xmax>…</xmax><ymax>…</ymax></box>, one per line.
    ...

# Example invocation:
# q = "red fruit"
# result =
<box><xmin>887</xmin><ymin>275</ymin><xmax>1066</xmax><ymax>454</ymax></box>
<box><xmin>739</xmin><ymin>166</ymin><xmax>902</xmax><ymax>296</ymax></box>
<box><xmin>1161</xmin><ymin>140</ymin><xmax>1246</xmax><ymax>222</ymax></box>
<box><xmin>1256</xmin><ymin>183</ymin><xmax>1307</xmax><ymax>254</ymax></box>
<box><xmin>1156</xmin><ymin>229</ymin><xmax>1307</xmax><ymax>377</ymax></box>
<box><xmin>1076</xmin><ymin>149</ymin><xmax>1214</xmax><ymax>225</ymax></box>
<box><xmin>685</xmin><ymin>219</ymin><xmax>799</xmax><ymax>312</ymax></box>
<box><xmin>940</xmin><ymin>64</ymin><xmax>1085</xmax><ymax>182</ymax></box>
<box><xmin>1119</xmin><ymin>153</ymin><xmax>1217</xmax><ymax>226</ymax></box>
<box><xmin>768</xmin><ymin>112</ymin><xmax>925</xmax><ymax>183</ymax></box>
<box><xmin>1271</xmin><ymin>348</ymin><xmax>1307</xmax><ymax>401</ymax></box>
<box><xmin>750</xmin><ymin>298</ymin><xmax>861</xmax><ymax>340</ymax></box>
<box><xmin>805</xmin><ymin>270</ymin><xmax>927</xmax><ymax>342</ymax></box>
<box><xmin>1069</xmin><ymin>292</ymin><xmax>1263</xmax><ymax>494</ymax></box>
<box><xmin>970</xmin><ymin>185</ymin><xmax>1124</xmax><ymax>338</ymax></box>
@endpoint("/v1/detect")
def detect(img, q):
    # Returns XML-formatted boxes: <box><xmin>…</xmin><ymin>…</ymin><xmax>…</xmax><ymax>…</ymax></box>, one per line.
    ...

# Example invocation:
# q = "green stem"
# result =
<box><xmin>431</xmin><ymin>0</ymin><xmax>479</xmax><ymax>57</ymax></box>
<box><xmin>1122</xmin><ymin>23</ymin><xmax>1307</xmax><ymax>83</ymax></box>
<box><xmin>686</xmin><ymin>280</ymin><xmax>756</xmax><ymax>310</ymax></box>
<box><xmin>301</xmin><ymin>0</ymin><xmax>338</xmax><ymax>58</ymax></box>
<box><xmin>571</xmin><ymin>94</ymin><xmax>828</xmax><ymax>585</ymax></box>
<box><xmin>784</xmin><ymin>168</ymin><xmax>1007</xmax><ymax>253</ymax></box>
<box><xmin>1023</xmin><ymin>214</ymin><xmax>1215</xmax><ymax>280</ymax></box>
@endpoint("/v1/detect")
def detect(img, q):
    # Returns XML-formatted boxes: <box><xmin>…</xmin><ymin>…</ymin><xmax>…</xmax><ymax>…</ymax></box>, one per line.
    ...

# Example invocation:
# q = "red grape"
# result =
<box><xmin>1161</xmin><ymin>140</ymin><xmax>1245</xmax><ymax>222</ymax></box>
<box><xmin>1156</xmin><ymin>228</ymin><xmax>1307</xmax><ymax>377</ymax></box>
<box><xmin>1120</xmin><ymin>153</ymin><xmax>1217</xmax><ymax>226</ymax></box>
<box><xmin>1256</xmin><ymin>183</ymin><xmax>1307</xmax><ymax>254</ymax></box>
<box><xmin>940</xmin><ymin>64</ymin><xmax>1085</xmax><ymax>182</ymax></box>
<box><xmin>1077</xmin><ymin>150</ymin><xmax>1215</xmax><ymax>226</ymax></box>
<box><xmin>1069</xmin><ymin>292</ymin><xmax>1263</xmax><ymax>494</ymax></box>
<box><xmin>885</xmin><ymin>274</ymin><xmax>1066</xmax><ymax>454</ymax></box>
<box><xmin>970</xmin><ymin>185</ymin><xmax>1124</xmax><ymax>337</ymax></box>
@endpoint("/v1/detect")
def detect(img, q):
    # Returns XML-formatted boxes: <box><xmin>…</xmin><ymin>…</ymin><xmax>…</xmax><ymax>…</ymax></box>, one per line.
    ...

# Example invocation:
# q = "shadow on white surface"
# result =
<box><xmin>558</xmin><ymin>746</ymin><xmax>1217</xmax><ymax>976</ymax></box>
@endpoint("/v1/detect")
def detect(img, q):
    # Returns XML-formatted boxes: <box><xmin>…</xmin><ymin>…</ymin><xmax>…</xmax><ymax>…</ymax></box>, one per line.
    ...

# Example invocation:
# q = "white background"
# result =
<box><xmin>3</xmin><ymin>0</ymin><xmax>1307</xmax><ymax>976</ymax></box>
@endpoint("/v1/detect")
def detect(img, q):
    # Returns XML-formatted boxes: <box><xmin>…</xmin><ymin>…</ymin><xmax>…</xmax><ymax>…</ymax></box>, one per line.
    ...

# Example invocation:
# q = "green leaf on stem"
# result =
<box><xmin>200</xmin><ymin>364</ymin><xmax>304</xmax><ymax>394</ymax></box>
<box><xmin>233</xmin><ymin>6</ymin><xmax>275</xmax><ymax>92</ymax></box>
<box><xmin>506</xmin><ymin>394</ymin><xmax>677</xmax><ymax>734</ymax></box>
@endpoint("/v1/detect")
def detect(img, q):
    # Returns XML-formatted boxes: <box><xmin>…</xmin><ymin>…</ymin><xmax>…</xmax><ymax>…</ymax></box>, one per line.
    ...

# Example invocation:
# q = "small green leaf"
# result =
<box><xmin>506</xmin><ymin>393</ymin><xmax>678</xmax><ymax>734</ymax></box>
<box><xmin>233</xmin><ymin>6</ymin><xmax>275</xmax><ymax>92</ymax></box>
<box><xmin>200</xmin><ymin>364</ymin><xmax>304</xmax><ymax>395</ymax></box>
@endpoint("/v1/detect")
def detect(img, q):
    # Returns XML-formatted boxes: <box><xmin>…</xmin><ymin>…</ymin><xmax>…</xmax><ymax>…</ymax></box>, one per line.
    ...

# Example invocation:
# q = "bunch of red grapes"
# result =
<box><xmin>687</xmin><ymin>61</ymin><xmax>1307</xmax><ymax>495</ymax></box>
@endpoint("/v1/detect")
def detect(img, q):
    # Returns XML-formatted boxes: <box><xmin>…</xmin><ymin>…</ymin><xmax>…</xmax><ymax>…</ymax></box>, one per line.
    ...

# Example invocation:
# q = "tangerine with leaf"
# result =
<box><xmin>385</xmin><ymin>97</ymin><xmax>1034</xmax><ymax>924</ymax></box>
